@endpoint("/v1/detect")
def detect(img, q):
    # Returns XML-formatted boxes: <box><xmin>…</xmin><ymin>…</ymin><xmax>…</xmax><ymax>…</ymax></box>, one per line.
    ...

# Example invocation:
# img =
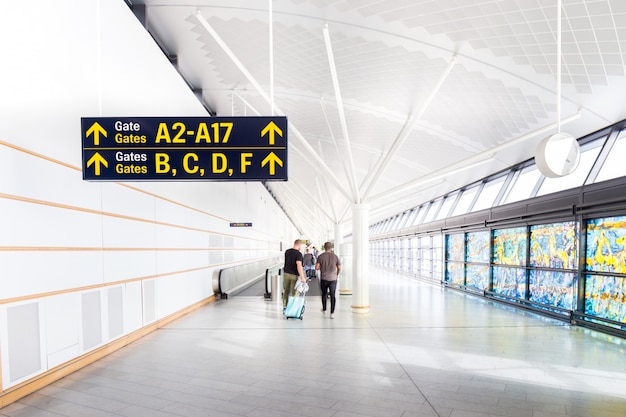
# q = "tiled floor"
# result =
<box><xmin>3</xmin><ymin>268</ymin><xmax>626</xmax><ymax>417</ymax></box>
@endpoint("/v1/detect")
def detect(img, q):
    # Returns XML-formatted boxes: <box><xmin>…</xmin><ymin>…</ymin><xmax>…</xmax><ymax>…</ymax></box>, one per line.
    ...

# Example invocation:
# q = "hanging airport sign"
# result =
<box><xmin>229</xmin><ymin>222</ymin><xmax>253</xmax><ymax>227</ymax></box>
<box><xmin>81</xmin><ymin>117</ymin><xmax>287</xmax><ymax>181</ymax></box>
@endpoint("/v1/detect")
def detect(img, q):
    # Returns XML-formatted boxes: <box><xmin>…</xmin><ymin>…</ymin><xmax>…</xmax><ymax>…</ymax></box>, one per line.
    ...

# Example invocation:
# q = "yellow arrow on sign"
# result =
<box><xmin>87</xmin><ymin>152</ymin><xmax>108</xmax><ymax>176</ymax></box>
<box><xmin>261</xmin><ymin>121</ymin><xmax>283</xmax><ymax>145</ymax></box>
<box><xmin>261</xmin><ymin>152</ymin><xmax>283</xmax><ymax>175</ymax></box>
<box><xmin>86</xmin><ymin>122</ymin><xmax>107</xmax><ymax>146</ymax></box>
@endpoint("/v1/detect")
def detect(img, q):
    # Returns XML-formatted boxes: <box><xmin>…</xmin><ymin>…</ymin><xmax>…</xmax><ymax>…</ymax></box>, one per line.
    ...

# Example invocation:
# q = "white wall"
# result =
<box><xmin>0</xmin><ymin>0</ymin><xmax>298</xmax><ymax>390</ymax></box>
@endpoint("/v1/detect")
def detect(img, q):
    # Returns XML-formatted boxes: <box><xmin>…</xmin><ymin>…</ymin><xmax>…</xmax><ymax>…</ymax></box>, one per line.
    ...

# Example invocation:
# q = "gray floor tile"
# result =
<box><xmin>2</xmin><ymin>268</ymin><xmax>626</xmax><ymax>417</ymax></box>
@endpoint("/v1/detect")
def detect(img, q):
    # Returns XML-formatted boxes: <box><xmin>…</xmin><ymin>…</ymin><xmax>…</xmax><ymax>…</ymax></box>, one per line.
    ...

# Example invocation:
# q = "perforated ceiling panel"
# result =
<box><xmin>143</xmin><ymin>0</ymin><xmax>626</xmax><ymax>240</ymax></box>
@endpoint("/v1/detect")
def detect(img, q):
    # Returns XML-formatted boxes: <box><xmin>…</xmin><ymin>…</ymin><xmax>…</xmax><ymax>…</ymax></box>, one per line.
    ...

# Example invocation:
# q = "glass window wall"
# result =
<box><xmin>595</xmin><ymin>130</ymin><xmax>626</xmax><ymax>183</ymax></box>
<box><xmin>537</xmin><ymin>142</ymin><xmax>603</xmax><ymax>196</ymax></box>
<box><xmin>422</xmin><ymin>199</ymin><xmax>442</xmax><ymax>224</ymax></box>
<box><xmin>472</xmin><ymin>177</ymin><xmax>506</xmax><ymax>212</ymax></box>
<box><xmin>502</xmin><ymin>166</ymin><xmax>541</xmax><ymax>204</ymax></box>
<box><xmin>452</xmin><ymin>187</ymin><xmax>478</xmax><ymax>216</ymax></box>
<box><xmin>435</xmin><ymin>194</ymin><xmax>456</xmax><ymax>221</ymax></box>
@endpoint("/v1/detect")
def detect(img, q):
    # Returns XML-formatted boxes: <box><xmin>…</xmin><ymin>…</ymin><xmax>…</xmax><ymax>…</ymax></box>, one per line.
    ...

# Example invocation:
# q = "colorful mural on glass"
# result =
<box><xmin>446</xmin><ymin>233</ymin><xmax>464</xmax><ymax>261</ymax></box>
<box><xmin>493</xmin><ymin>227</ymin><xmax>527</xmax><ymax>266</ymax></box>
<box><xmin>585</xmin><ymin>275</ymin><xmax>626</xmax><ymax>323</ymax></box>
<box><xmin>530</xmin><ymin>222</ymin><xmax>578</xmax><ymax>269</ymax></box>
<box><xmin>493</xmin><ymin>267</ymin><xmax>526</xmax><ymax>298</ymax></box>
<box><xmin>466</xmin><ymin>231</ymin><xmax>490</xmax><ymax>264</ymax></box>
<box><xmin>586</xmin><ymin>216</ymin><xmax>626</xmax><ymax>274</ymax></box>
<box><xmin>446</xmin><ymin>262</ymin><xmax>464</xmax><ymax>285</ymax></box>
<box><xmin>529</xmin><ymin>270</ymin><xmax>575</xmax><ymax>310</ymax></box>
<box><xmin>466</xmin><ymin>264</ymin><xmax>489</xmax><ymax>290</ymax></box>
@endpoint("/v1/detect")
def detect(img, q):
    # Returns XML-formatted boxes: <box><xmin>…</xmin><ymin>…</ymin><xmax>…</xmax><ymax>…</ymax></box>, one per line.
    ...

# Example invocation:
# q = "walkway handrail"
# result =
<box><xmin>214</xmin><ymin>257</ymin><xmax>281</xmax><ymax>298</ymax></box>
<box><xmin>263</xmin><ymin>262</ymin><xmax>283</xmax><ymax>299</ymax></box>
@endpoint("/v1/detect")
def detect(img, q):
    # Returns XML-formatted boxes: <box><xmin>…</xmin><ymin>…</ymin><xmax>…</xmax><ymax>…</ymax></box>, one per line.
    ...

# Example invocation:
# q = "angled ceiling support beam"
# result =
<box><xmin>369</xmin><ymin>179</ymin><xmax>446</xmax><ymax>217</ymax></box>
<box><xmin>361</xmin><ymin>54</ymin><xmax>457</xmax><ymax>201</ymax></box>
<box><xmin>370</xmin><ymin>110</ymin><xmax>582</xmax><ymax>203</ymax></box>
<box><xmin>318</xmin><ymin>176</ymin><xmax>337</xmax><ymax>223</ymax></box>
<box><xmin>264</xmin><ymin>184</ymin><xmax>303</xmax><ymax>235</ymax></box>
<box><xmin>323</xmin><ymin>23</ymin><xmax>360</xmax><ymax>203</ymax></box>
<box><xmin>289</xmin><ymin>178</ymin><xmax>336</xmax><ymax>222</ymax></box>
<box><xmin>316</xmin><ymin>140</ymin><xmax>338</xmax><ymax>222</ymax></box>
<box><xmin>292</xmin><ymin>123</ymin><xmax>353</xmax><ymax>201</ymax></box>
<box><xmin>359</xmin><ymin>150</ymin><xmax>385</xmax><ymax>190</ymax></box>
<box><xmin>196</xmin><ymin>11</ymin><xmax>352</xmax><ymax>202</ymax></box>
<box><xmin>320</xmin><ymin>98</ymin><xmax>353</xmax><ymax>196</ymax></box>
<box><xmin>233</xmin><ymin>91</ymin><xmax>262</xmax><ymax>116</ymax></box>
<box><xmin>338</xmin><ymin>202</ymin><xmax>351</xmax><ymax>224</ymax></box>
<box><xmin>289</xmin><ymin>136</ymin><xmax>353</xmax><ymax>201</ymax></box>
<box><xmin>277</xmin><ymin>185</ymin><xmax>324</xmax><ymax>236</ymax></box>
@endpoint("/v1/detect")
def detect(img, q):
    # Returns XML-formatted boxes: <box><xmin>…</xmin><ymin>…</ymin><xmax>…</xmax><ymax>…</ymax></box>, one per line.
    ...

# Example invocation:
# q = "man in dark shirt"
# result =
<box><xmin>316</xmin><ymin>241</ymin><xmax>341</xmax><ymax>319</ymax></box>
<box><xmin>283</xmin><ymin>239</ymin><xmax>307</xmax><ymax>310</ymax></box>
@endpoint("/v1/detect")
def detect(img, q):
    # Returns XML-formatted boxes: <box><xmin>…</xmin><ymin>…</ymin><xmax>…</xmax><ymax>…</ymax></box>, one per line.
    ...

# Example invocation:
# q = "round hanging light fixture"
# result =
<box><xmin>535</xmin><ymin>132</ymin><xmax>580</xmax><ymax>178</ymax></box>
<box><xmin>536</xmin><ymin>0</ymin><xmax>580</xmax><ymax>178</ymax></box>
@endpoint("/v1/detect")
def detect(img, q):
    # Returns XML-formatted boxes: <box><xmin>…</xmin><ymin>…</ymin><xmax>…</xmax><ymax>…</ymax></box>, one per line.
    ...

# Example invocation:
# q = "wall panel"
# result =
<box><xmin>44</xmin><ymin>294</ymin><xmax>80</xmax><ymax>369</ymax></box>
<box><xmin>0</xmin><ymin>199</ymin><xmax>103</xmax><ymax>248</ymax></box>
<box><xmin>0</xmin><ymin>147</ymin><xmax>103</xmax><ymax>211</ymax></box>
<box><xmin>123</xmin><ymin>282</ymin><xmax>143</xmax><ymax>333</ymax></box>
<box><xmin>101</xmin><ymin>216</ymin><xmax>157</xmax><ymax>249</ymax></box>
<box><xmin>81</xmin><ymin>291</ymin><xmax>102</xmax><ymax>351</ymax></box>
<box><xmin>155</xmin><ymin>250</ymin><xmax>212</xmax><ymax>274</ymax></box>
<box><xmin>5</xmin><ymin>303</ymin><xmax>43</xmax><ymax>385</ymax></box>
<box><xmin>0</xmin><ymin>252</ymin><xmax>105</xmax><ymax>300</ymax></box>
<box><xmin>102</xmin><ymin>251</ymin><xmax>157</xmax><ymax>284</ymax></box>
<box><xmin>107</xmin><ymin>286</ymin><xmax>124</xmax><ymax>340</ymax></box>
<box><xmin>155</xmin><ymin>223</ymin><xmax>212</xmax><ymax>249</ymax></box>
<box><xmin>142</xmin><ymin>280</ymin><xmax>156</xmax><ymax>325</ymax></box>
<box><xmin>100</xmin><ymin>183</ymin><xmax>157</xmax><ymax>220</ymax></box>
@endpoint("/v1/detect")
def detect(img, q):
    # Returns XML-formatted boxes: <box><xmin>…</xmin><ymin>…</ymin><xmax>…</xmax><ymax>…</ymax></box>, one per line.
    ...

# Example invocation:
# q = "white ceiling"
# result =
<box><xmin>139</xmin><ymin>0</ymin><xmax>626</xmax><ymax>241</ymax></box>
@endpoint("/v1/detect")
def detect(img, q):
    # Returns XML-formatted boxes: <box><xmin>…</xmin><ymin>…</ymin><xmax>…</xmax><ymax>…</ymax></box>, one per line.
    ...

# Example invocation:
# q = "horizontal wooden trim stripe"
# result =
<box><xmin>0</xmin><ymin>254</ymin><xmax>272</xmax><ymax>305</ymax></box>
<box><xmin>0</xmin><ymin>140</ymin><xmax>227</xmax><ymax>223</ymax></box>
<box><xmin>0</xmin><ymin>294</ymin><xmax>216</xmax><ymax>408</ymax></box>
<box><xmin>0</xmin><ymin>139</ymin><xmax>80</xmax><ymax>173</ymax></box>
<box><xmin>0</xmin><ymin>192</ymin><xmax>273</xmax><ymax>244</ymax></box>
<box><xmin>0</xmin><ymin>140</ymin><xmax>275</xmax><ymax>239</ymax></box>
<box><xmin>0</xmin><ymin>246</ymin><xmax>269</xmax><ymax>252</ymax></box>
<box><xmin>119</xmin><ymin>183</ymin><xmax>231</xmax><ymax>223</ymax></box>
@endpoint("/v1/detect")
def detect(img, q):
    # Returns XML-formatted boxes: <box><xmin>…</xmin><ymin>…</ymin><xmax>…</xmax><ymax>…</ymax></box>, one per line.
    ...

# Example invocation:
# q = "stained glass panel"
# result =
<box><xmin>466</xmin><ymin>264</ymin><xmax>489</xmax><ymax>291</ymax></box>
<box><xmin>585</xmin><ymin>275</ymin><xmax>626</xmax><ymax>323</ymax></box>
<box><xmin>445</xmin><ymin>262</ymin><xmax>464</xmax><ymax>286</ymax></box>
<box><xmin>466</xmin><ymin>231</ymin><xmax>490</xmax><ymax>264</ymax></box>
<box><xmin>446</xmin><ymin>233</ymin><xmax>465</xmax><ymax>262</ymax></box>
<box><xmin>586</xmin><ymin>216</ymin><xmax>626</xmax><ymax>274</ymax></box>
<box><xmin>493</xmin><ymin>267</ymin><xmax>526</xmax><ymax>298</ymax></box>
<box><xmin>530</xmin><ymin>222</ymin><xmax>578</xmax><ymax>269</ymax></box>
<box><xmin>529</xmin><ymin>270</ymin><xmax>575</xmax><ymax>310</ymax></box>
<box><xmin>493</xmin><ymin>227</ymin><xmax>527</xmax><ymax>266</ymax></box>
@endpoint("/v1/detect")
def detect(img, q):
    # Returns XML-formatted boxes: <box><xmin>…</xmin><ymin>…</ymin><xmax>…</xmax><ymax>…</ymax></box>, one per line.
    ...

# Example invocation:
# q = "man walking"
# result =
<box><xmin>315</xmin><ymin>242</ymin><xmax>341</xmax><ymax>319</ymax></box>
<box><xmin>283</xmin><ymin>239</ymin><xmax>307</xmax><ymax>311</ymax></box>
<box><xmin>303</xmin><ymin>248</ymin><xmax>316</xmax><ymax>280</ymax></box>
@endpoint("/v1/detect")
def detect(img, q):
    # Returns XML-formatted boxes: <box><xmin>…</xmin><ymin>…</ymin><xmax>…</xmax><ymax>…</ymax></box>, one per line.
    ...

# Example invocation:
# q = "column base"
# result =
<box><xmin>339</xmin><ymin>289</ymin><xmax>352</xmax><ymax>295</ymax></box>
<box><xmin>351</xmin><ymin>305</ymin><xmax>370</xmax><ymax>314</ymax></box>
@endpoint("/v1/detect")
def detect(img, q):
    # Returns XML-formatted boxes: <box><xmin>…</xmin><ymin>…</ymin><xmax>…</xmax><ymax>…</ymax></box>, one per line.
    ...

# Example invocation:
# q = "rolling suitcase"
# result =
<box><xmin>284</xmin><ymin>296</ymin><xmax>306</xmax><ymax>320</ymax></box>
<box><xmin>285</xmin><ymin>281</ymin><xmax>308</xmax><ymax>320</ymax></box>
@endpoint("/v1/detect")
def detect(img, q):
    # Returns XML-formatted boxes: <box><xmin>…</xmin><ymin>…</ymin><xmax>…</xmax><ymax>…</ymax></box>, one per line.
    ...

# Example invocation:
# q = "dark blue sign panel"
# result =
<box><xmin>230</xmin><ymin>222</ymin><xmax>253</xmax><ymax>227</ymax></box>
<box><xmin>81</xmin><ymin>117</ymin><xmax>287</xmax><ymax>181</ymax></box>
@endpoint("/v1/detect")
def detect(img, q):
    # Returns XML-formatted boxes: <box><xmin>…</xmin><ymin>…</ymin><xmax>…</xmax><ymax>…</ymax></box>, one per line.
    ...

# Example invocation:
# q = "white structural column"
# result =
<box><xmin>339</xmin><ymin>242</ymin><xmax>352</xmax><ymax>296</ymax></box>
<box><xmin>351</xmin><ymin>203</ymin><xmax>370</xmax><ymax>313</ymax></box>
<box><xmin>335</xmin><ymin>223</ymin><xmax>352</xmax><ymax>296</ymax></box>
<box><xmin>334</xmin><ymin>223</ymin><xmax>343</xmax><ymax>253</ymax></box>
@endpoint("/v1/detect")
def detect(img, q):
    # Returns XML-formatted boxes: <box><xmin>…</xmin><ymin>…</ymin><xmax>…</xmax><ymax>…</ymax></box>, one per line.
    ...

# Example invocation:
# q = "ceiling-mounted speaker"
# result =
<box><xmin>535</xmin><ymin>132</ymin><xmax>581</xmax><ymax>178</ymax></box>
